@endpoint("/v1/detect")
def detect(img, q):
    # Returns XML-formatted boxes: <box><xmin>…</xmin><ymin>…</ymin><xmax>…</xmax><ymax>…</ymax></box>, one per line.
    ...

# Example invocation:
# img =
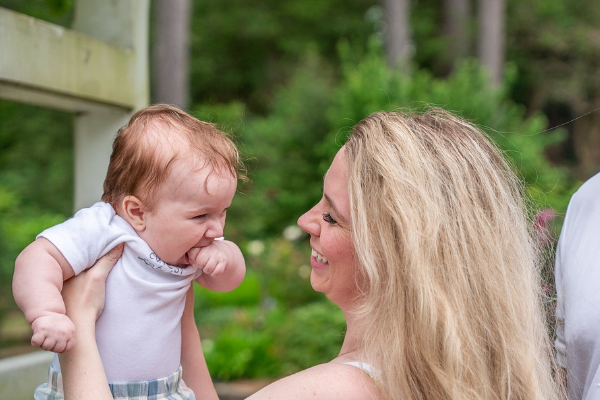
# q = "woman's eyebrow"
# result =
<box><xmin>322</xmin><ymin>172</ymin><xmax>349</xmax><ymax>225</ymax></box>
<box><xmin>323</xmin><ymin>192</ymin><xmax>348</xmax><ymax>225</ymax></box>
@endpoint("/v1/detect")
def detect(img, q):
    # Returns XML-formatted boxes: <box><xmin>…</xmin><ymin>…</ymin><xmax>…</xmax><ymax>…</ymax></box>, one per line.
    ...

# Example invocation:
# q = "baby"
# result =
<box><xmin>13</xmin><ymin>104</ymin><xmax>246</xmax><ymax>399</ymax></box>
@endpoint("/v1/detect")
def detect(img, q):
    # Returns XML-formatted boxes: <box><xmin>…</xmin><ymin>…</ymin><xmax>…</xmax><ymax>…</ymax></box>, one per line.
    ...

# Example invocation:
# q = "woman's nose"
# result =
<box><xmin>298</xmin><ymin>204</ymin><xmax>320</xmax><ymax>236</ymax></box>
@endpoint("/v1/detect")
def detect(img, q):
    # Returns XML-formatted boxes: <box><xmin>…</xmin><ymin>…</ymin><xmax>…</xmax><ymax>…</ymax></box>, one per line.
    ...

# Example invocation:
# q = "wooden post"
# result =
<box><xmin>0</xmin><ymin>0</ymin><xmax>149</xmax><ymax>210</ymax></box>
<box><xmin>71</xmin><ymin>0</ymin><xmax>149</xmax><ymax>209</ymax></box>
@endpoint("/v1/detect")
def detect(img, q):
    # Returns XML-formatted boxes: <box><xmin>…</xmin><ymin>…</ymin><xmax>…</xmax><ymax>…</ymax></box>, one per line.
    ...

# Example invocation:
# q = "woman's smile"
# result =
<box><xmin>311</xmin><ymin>249</ymin><xmax>329</xmax><ymax>265</ymax></box>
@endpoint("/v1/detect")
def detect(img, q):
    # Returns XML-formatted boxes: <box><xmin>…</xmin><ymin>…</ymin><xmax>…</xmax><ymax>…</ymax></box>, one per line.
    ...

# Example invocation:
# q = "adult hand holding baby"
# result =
<box><xmin>62</xmin><ymin>243</ymin><xmax>124</xmax><ymax>325</ymax></box>
<box><xmin>59</xmin><ymin>243</ymin><xmax>123</xmax><ymax>400</ymax></box>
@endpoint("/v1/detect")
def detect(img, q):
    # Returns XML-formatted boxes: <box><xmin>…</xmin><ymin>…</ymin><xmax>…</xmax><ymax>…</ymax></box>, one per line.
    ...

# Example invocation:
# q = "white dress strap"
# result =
<box><xmin>343</xmin><ymin>361</ymin><xmax>374</xmax><ymax>376</ymax></box>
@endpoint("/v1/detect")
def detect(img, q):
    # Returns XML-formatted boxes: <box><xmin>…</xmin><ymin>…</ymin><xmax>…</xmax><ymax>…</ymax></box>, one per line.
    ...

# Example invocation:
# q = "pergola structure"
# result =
<box><xmin>0</xmin><ymin>0</ymin><xmax>149</xmax><ymax>210</ymax></box>
<box><xmin>0</xmin><ymin>1</ymin><xmax>149</xmax><ymax>396</ymax></box>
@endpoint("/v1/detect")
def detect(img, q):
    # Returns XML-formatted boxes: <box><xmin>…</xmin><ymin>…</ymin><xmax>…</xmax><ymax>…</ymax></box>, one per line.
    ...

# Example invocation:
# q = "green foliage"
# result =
<box><xmin>194</xmin><ymin>303</ymin><xmax>277</xmax><ymax>380</ymax></box>
<box><xmin>322</xmin><ymin>45</ymin><xmax>576</xmax><ymax>215</ymax></box>
<box><xmin>198</xmin><ymin>302</ymin><xmax>344</xmax><ymax>380</ymax></box>
<box><xmin>267</xmin><ymin>302</ymin><xmax>345</xmax><ymax>376</ymax></box>
<box><xmin>0</xmin><ymin>0</ymin><xmax>73</xmax><ymax>25</ymax></box>
<box><xmin>189</xmin><ymin>0</ymin><xmax>378</xmax><ymax>113</ymax></box>
<box><xmin>42</xmin><ymin>0</ymin><xmax>73</xmax><ymax>15</ymax></box>
<box><xmin>506</xmin><ymin>0</ymin><xmax>600</xmax><ymax>175</ymax></box>
<box><xmin>246</xmin><ymin>238</ymin><xmax>321</xmax><ymax>308</ymax></box>
<box><xmin>201</xmin><ymin>314</ymin><xmax>276</xmax><ymax>380</ymax></box>
<box><xmin>214</xmin><ymin>53</ymin><xmax>336</xmax><ymax>238</ymax></box>
<box><xmin>196</xmin><ymin>270</ymin><xmax>261</xmax><ymax>309</ymax></box>
<box><xmin>0</xmin><ymin>101</ymin><xmax>73</xmax><ymax>215</ymax></box>
<box><xmin>221</xmin><ymin>45</ymin><xmax>577</xmax><ymax>245</ymax></box>
<box><xmin>193</xmin><ymin>101</ymin><xmax>247</xmax><ymax>137</ymax></box>
<box><xmin>0</xmin><ymin>101</ymin><xmax>72</xmax><ymax>321</ymax></box>
<box><xmin>0</xmin><ymin>185</ymin><xmax>66</xmax><ymax>322</ymax></box>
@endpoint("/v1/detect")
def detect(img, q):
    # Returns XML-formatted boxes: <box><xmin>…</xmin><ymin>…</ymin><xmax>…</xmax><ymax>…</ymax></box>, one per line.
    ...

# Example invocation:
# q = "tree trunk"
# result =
<box><xmin>382</xmin><ymin>0</ymin><xmax>411</xmax><ymax>70</ymax></box>
<box><xmin>152</xmin><ymin>0</ymin><xmax>190</xmax><ymax>109</ymax></box>
<box><xmin>443</xmin><ymin>0</ymin><xmax>470</xmax><ymax>67</ymax></box>
<box><xmin>572</xmin><ymin>99</ymin><xmax>600</xmax><ymax>179</ymax></box>
<box><xmin>477</xmin><ymin>0</ymin><xmax>504</xmax><ymax>86</ymax></box>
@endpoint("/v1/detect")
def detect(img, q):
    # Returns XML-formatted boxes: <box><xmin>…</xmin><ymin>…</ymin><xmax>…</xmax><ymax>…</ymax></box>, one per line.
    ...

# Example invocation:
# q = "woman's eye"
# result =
<box><xmin>322</xmin><ymin>212</ymin><xmax>337</xmax><ymax>224</ymax></box>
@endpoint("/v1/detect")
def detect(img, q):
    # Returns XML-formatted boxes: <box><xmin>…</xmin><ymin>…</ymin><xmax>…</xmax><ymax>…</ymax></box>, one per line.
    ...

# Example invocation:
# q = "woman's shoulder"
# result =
<box><xmin>245</xmin><ymin>362</ymin><xmax>380</xmax><ymax>400</ymax></box>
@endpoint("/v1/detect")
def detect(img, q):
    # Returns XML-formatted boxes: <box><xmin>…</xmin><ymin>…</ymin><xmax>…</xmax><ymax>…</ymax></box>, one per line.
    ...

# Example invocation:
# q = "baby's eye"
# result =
<box><xmin>194</xmin><ymin>214</ymin><xmax>207</xmax><ymax>219</ymax></box>
<box><xmin>322</xmin><ymin>212</ymin><xmax>337</xmax><ymax>224</ymax></box>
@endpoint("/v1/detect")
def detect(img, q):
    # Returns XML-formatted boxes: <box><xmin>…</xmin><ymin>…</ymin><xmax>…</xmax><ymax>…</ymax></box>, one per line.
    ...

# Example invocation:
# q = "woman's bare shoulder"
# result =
<box><xmin>245</xmin><ymin>362</ymin><xmax>380</xmax><ymax>400</ymax></box>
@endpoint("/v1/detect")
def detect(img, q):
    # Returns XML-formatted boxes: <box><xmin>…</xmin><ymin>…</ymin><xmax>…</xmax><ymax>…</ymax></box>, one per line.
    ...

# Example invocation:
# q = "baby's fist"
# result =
<box><xmin>31</xmin><ymin>313</ymin><xmax>76</xmax><ymax>353</ymax></box>
<box><xmin>187</xmin><ymin>244</ymin><xmax>228</xmax><ymax>277</ymax></box>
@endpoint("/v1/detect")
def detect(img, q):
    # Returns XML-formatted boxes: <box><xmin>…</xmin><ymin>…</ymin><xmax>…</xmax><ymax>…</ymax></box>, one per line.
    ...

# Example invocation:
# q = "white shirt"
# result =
<box><xmin>40</xmin><ymin>202</ymin><xmax>202</xmax><ymax>382</ymax></box>
<box><xmin>555</xmin><ymin>172</ymin><xmax>600</xmax><ymax>400</ymax></box>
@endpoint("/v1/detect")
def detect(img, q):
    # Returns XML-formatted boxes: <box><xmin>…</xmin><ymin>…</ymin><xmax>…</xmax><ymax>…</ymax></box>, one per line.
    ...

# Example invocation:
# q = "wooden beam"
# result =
<box><xmin>0</xmin><ymin>7</ymin><xmax>136</xmax><ymax>112</ymax></box>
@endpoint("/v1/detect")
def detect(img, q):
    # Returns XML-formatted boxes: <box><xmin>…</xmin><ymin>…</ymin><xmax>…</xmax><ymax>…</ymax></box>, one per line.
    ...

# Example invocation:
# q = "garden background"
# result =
<box><xmin>1</xmin><ymin>0</ymin><xmax>598</xmax><ymax>382</ymax></box>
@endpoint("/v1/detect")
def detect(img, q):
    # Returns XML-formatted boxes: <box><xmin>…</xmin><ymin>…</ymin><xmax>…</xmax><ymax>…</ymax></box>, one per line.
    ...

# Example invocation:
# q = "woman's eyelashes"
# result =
<box><xmin>322</xmin><ymin>212</ymin><xmax>337</xmax><ymax>224</ymax></box>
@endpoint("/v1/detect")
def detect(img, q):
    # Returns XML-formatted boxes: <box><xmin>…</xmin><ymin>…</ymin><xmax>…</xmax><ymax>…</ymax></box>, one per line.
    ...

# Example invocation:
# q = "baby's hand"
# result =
<box><xmin>30</xmin><ymin>313</ymin><xmax>76</xmax><ymax>353</ymax></box>
<box><xmin>187</xmin><ymin>241</ymin><xmax>230</xmax><ymax>277</ymax></box>
<box><xmin>188</xmin><ymin>240</ymin><xmax>245</xmax><ymax>292</ymax></box>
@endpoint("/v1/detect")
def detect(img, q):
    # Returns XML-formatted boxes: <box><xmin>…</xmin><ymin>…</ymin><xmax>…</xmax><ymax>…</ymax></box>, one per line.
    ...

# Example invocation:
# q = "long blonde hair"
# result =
<box><xmin>344</xmin><ymin>109</ymin><xmax>561</xmax><ymax>400</ymax></box>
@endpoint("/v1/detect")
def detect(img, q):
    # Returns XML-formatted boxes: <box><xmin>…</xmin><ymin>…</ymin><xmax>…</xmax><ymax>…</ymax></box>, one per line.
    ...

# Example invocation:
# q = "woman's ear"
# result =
<box><xmin>121</xmin><ymin>195</ymin><xmax>147</xmax><ymax>232</ymax></box>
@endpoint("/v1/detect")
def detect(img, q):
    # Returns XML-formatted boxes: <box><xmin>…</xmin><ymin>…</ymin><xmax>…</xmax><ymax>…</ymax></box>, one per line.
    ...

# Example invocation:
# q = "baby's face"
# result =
<box><xmin>139</xmin><ymin>160</ymin><xmax>237</xmax><ymax>267</ymax></box>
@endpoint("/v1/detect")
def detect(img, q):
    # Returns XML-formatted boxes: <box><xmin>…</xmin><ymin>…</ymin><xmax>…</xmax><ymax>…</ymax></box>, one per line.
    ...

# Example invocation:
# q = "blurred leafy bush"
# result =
<box><xmin>196</xmin><ymin>298</ymin><xmax>345</xmax><ymax>380</ymax></box>
<box><xmin>0</xmin><ymin>101</ymin><xmax>73</xmax><ymax>330</ymax></box>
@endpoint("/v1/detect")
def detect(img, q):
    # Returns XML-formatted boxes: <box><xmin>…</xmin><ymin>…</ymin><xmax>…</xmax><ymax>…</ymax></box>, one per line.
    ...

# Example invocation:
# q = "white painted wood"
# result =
<box><xmin>0</xmin><ymin>1</ymin><xmax>149</xmax><ymax>209</ymax></box>
<box><xmin>0</xmin><ymin>351</ymin><xmax>54</xmax><ymax>399</ymax></box>
<box><xmin>0</xmin><ymin>7</ymin><xmax>136</xmax><ymax>111</ymax></box>
<box><xmin>70</xmin><ymin>0</ymin><xmax>150</xmax><ymax>209</ymax></box>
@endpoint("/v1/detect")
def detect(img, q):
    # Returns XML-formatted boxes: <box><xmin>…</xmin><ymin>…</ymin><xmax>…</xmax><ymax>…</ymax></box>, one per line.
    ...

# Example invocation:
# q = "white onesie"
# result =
<box><xmin>39</xmin><ymin>202</ymin><xmax>202</xmax><ymax>382</ymax></box>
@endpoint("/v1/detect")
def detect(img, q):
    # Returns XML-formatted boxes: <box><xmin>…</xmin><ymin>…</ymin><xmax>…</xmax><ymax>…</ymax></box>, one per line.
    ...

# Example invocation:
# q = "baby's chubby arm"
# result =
<box><xmin>13</xmin><ymin>237</ymin><xmax>76</xmax><ymax>352</ymax></box>
<box><xmin>189</xmin><ymin>240</ymin><xmax>245</xmax><ymax>292</ymax></box>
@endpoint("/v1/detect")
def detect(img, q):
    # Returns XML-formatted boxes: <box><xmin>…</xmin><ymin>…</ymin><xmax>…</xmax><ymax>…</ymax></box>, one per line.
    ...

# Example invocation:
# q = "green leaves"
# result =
<box><xmin>326</xmin><ymin>50</ymin><xmax>577</xmax><ymax>214</ymax></box>
<box><xmin>0</xmin><ymin>101</ymin><xmax>73</xmax><ymax>324</ymax></box>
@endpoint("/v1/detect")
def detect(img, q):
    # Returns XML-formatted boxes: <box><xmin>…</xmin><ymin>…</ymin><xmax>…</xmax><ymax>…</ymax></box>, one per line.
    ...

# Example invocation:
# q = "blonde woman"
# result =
<box><xmin>59</xmin><ymin>108</ymin><xmax>561</xmax><ymax>400</ymax></box>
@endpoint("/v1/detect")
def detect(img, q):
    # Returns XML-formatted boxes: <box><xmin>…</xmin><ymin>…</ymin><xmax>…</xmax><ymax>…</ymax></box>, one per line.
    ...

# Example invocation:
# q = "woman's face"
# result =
<box><xmin>297</xmin><ymin>147</ymin><xmax>360</xmax><ymax>307</ymax></box>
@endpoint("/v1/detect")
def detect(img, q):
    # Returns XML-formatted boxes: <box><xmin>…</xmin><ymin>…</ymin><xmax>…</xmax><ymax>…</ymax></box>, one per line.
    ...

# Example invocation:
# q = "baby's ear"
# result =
<box><xmin>121</xmin><ymin>195</ymin><xmax>147</xmax><ymax>232</ymax></box>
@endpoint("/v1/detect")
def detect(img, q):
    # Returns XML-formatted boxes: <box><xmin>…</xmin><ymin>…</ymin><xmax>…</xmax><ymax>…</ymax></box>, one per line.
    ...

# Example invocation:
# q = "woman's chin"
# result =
<box><xmin>309</xmin><ymin>271</ymin><xmax>329</xmax><ymax>294</ymax></box>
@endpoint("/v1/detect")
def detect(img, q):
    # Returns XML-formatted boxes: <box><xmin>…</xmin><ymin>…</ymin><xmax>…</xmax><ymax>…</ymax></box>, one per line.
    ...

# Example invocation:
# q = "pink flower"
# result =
<box><xmin>534</xmin><ymin>208</ymin><xmax>556</xmax><ymax>245</ymax></box>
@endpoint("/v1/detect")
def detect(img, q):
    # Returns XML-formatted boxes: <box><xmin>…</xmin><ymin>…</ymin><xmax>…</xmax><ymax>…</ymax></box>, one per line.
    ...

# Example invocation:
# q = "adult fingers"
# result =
<box><xmin>63</xmin><ymin>243</ymin><xmax>124</xmax><ymax>322</ymax></box>
<box><xmin>89</xmin><ymin>243</ymin><xmax>124</xmax><ymax>280</ymax></box>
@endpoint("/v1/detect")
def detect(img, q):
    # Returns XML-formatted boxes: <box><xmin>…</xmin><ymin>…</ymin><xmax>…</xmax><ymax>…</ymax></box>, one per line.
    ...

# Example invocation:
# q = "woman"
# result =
<box><xmin>59</xmin><ymin>108</ymin><xmax>561</xmax><ymax>400</ymax></box>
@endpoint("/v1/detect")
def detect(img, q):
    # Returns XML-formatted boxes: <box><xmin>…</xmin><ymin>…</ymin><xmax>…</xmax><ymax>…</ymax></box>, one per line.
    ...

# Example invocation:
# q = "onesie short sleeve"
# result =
<box><xmin>38</xmin><ymin>202</ymin><xmax>125</xmax><ymax>275</ymax></box>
